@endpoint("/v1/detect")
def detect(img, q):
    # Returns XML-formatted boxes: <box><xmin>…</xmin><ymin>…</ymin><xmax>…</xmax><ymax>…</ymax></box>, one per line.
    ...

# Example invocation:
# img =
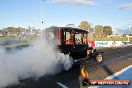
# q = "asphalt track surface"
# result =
<box><xmin>6</xmin><ymin>45</ymin><xmax>132</xmax><ymax>88</ymax></box>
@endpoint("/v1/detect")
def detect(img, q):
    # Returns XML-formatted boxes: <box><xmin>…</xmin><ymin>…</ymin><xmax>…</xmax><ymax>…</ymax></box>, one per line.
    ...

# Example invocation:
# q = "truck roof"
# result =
<box><xmin>45</xmin><ymin>26</ymin><xmax>88</xmax><ymax>32</ymax></box>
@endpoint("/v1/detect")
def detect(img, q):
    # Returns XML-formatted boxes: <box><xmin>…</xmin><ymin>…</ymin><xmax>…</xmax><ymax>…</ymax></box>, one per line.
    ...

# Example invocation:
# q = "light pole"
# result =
<box><xmin>127</xmin><ymin>25</ymin><xmax>130</xmax><ymax>41</ymax></box>
<box><xmin>127</xmin><ymin>24</ymin><xmax>131</xmax><ymax>42</ymax></box>
<box><xmin>40</xmin><ymin>0</ymin><xmax>44</xmax><ymax>37</ymax></box>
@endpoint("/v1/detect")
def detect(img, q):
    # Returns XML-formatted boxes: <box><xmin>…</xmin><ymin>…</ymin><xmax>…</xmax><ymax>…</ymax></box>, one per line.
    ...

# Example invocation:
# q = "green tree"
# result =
<box><xmin>79</xmin><ymin>21</ymin><xmax>90</xmax><ymax>31</ymax></box>
<box><xmin>103</xmin><ymin>26</ymin><xmax>113</xmax><ymax>35</ymax></box>
<box><xmin>14</xmin><ymin>27</ymin><xmax>21</xmax><ymax>34</ymax></box>
<box><xmin>3</xmin><ymin>27</ymin><xmax>27</xmax><ymax>36</ymax></box>
<box><xmin>4</xmin><ymin>27</ymin><xmax>14</xmax><ymax>33</ymax></box>
<box><xmin>94</xmin><ymin>25</ymin><xmax>104</xmax><ymax>36</ymax></box>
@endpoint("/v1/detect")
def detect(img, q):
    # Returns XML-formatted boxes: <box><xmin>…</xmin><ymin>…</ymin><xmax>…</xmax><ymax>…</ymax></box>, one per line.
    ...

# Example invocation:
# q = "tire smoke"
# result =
<box><xmin>0</xmin><ymin>38</ymin><xmax>73</xmax><ymax>88</ymax></box>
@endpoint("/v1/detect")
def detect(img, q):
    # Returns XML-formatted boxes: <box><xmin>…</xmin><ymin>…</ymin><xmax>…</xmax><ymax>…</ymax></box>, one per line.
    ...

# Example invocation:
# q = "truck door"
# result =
<box><xmin>60</xmin><ymin>28</ymin><xmax>75</xmax><ymax>53</ymax></box>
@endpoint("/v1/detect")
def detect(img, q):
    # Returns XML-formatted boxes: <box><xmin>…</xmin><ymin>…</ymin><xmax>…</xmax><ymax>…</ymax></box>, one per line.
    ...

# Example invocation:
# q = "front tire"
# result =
<box><xmin>96</xmin><ymin>54</ymin><xmax>103</xmax><ymax>63</ymax></box>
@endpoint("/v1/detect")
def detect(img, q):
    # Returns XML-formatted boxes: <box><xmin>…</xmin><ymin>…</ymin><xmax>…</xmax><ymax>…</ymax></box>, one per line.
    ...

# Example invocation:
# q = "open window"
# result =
<box><xmin>75</xmin><ymin>31</ymin><xmax>83</xmax><ymax>44</ymax></box>
<box><xmin>65</xmin><ymin>31</ymin><xmax>74</xmax><ymax>44</ymax></box>
<box><xmin>75</xmin><ymin>31</ymin><xmax>87</xmax><ymax>44</ymax></box>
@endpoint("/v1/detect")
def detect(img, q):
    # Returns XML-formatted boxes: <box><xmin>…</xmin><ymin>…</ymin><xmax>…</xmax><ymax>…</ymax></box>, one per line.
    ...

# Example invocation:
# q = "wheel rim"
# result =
<box><xmin>96</xmin><ymin>54</ymin><xmax>103</xmax><ymax>63</ymax></box>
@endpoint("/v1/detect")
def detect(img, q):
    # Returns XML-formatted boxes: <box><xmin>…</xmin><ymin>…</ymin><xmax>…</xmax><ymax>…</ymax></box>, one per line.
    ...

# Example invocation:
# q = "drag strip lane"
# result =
<box><xmin>6</xmin><ymin>46</ymin><xmax>132</xmax><ymax>88</ymax></box>
<box><xmin>84</xmin><ymin>47</ymin><xmax>132</xmax><ymax>80</ymax></box>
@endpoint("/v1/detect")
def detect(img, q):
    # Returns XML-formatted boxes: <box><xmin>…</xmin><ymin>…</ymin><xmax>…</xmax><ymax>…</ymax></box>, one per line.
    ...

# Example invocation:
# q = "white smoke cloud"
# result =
<box><xmin>118</xmin><ymin>2</ymin><xmax>132</xmax><ymax>10</ymax></box>
<box><xmin>49</xmin><ymin>0</ymin><xmax>95</xmax><ymax>5</ymax></box>
<box><xmin>0</xmin><ymin>38</ymin><xmax>73</xmax><ymax>88</ymax></box>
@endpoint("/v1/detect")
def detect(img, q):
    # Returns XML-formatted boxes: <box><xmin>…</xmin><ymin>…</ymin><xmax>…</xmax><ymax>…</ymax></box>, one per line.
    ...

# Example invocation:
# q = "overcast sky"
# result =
<box><xmin>0</xmin><ymin>0</ymin><xmax>132</xmax><ymax>33</ymax></box>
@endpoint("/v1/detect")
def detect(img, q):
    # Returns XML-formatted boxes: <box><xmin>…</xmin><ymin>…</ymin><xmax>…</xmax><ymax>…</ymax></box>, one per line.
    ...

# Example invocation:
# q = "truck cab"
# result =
<box><xmin>45</xmin><ymin>26</ymin><xmax>103</xmax><ymax>64</ymax></box>
<box><xmin>45</xmin><ymin>27</ymin><xmax>89</xmax><ymax>60</ymax></box>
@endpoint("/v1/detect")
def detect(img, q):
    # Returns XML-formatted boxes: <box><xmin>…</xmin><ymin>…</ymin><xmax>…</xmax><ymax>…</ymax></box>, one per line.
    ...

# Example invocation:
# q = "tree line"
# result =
<box><xmin>79</xmin><ymin>21</ymin><xmax>113</xmax><ymax>37</ymax></box>
<box><xmin>0</xmin><ymin>27</ymin><xmax>40</xmax><ymax>37</ymax></box>
<box><xmin>0</xmin><ymin>21</ymin><xmax>118</xmax><ymax>37</ymax></box>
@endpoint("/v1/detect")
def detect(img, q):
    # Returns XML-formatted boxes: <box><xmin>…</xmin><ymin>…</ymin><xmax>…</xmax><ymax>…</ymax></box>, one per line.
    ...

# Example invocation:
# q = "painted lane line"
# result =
<box><xmin>105</xmin><ymin>65</ymin><xmax>132</xmax><ymax>79</ymax></box>
<box><xmin>57</xmin><ymin>81</ymin><xmax>68</xmax><ymax>88</ymax></box>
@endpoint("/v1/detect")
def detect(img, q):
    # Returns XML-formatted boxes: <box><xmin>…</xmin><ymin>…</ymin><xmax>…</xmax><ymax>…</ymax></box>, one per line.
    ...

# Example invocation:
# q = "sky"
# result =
<box><xmin>0</xmin><ymin>0</ymin><xmax>132</xmax><ymax>34</ymax></box>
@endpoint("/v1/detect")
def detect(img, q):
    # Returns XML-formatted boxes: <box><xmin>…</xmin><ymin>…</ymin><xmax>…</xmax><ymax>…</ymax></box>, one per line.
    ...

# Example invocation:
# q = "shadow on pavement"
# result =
<box><xmin>102</xmin><ymin>65</ymin><xmax>113</xmax><ymax>76</ymax></box>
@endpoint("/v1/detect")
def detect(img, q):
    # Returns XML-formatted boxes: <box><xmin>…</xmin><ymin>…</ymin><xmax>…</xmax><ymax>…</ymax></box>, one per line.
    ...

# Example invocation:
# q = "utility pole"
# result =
<box><xmin>127</xmin><ymin>18</ymin><xmax>132</xmax><ymax>42</ymax></box>
<box><xmin>40</xmin><ymin>0</ymin><xmax>44</xmax><ymax>37</ymax></box>
<box><xmin>127</xmin><ymin>25</ymin><xmax>131</xmax><ymax>41</ymax></box>
<box><xmin>127</xmin><ymin>24</ymin><xmax>132</xmax><ymax>42</ymax></box>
